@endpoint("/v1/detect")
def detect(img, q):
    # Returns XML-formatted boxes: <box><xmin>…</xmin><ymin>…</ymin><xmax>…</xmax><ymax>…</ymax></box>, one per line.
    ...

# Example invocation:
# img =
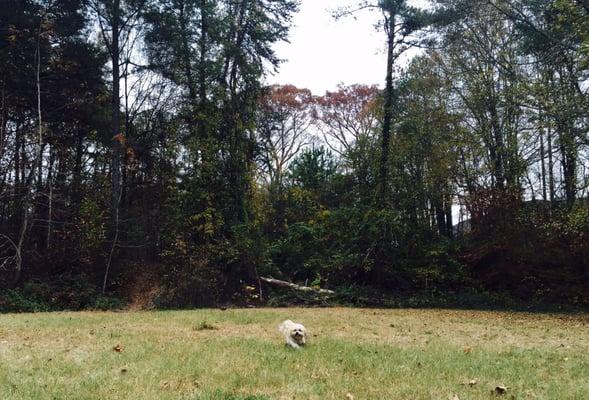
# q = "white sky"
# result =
<box><xmin>267</xmin><ymin>0</ymin><xmax>429</xmax><ymax>95</ymax></box>
<box><xmin>267</xmin><ymin>0</ymin><xmax>387</xmax><ymax>95</ymax></box>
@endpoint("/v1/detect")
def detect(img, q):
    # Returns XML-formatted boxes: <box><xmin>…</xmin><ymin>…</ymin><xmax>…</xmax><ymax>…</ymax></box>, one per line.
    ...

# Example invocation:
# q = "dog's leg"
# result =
<box><xmin>285</xmin><ymin>336</ymin><xmax>300</xmax><ymax>349</ymax></box>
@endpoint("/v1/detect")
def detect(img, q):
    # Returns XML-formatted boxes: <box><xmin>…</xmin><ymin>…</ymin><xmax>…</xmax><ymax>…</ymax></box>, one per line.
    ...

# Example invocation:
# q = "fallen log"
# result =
<box><xmin>260</xmin><ymin>276</ymin><xmax>335</xmax><ymax>295</ymax></box>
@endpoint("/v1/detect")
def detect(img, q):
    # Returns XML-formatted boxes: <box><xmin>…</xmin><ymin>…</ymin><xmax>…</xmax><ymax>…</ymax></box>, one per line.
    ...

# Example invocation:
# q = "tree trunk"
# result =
<box><xmin>559</xmin><ymin>126</ymin><xmax>577</xmax><ymax>204</ymax></box>
<box><xmin>46</xmin><ymin>146</ymin><xmax>54</xmax><ymax>249</ymax></box>
<box><xmin>198</xmin><ymin>0</ymin><xmax>208</xmax><ymax>141</ymax></box>
<box><xmin>435</xmin><ymin>203</ymin><xmax>446</xmax><ymax>236</ymax></box>
<box><xmin>377</xmin><ymin>10</ymin><xmax>396</xmax><ymax>204</ymax></box>
<box><xmin>547</xmin><ymin>125</ymin><xmax>555</xmax><ymax>201</ymax></box>
<box><xmin>539</xmin><ymin>122</ymin><xmax>547</xmax><ymax>201</ymax></box>
<box><xmin>445</xmin><ymin>197</ymin><xmax>453</xmax><ymax>239</ymax></box>
<box><xmin>72</xmin><ymin>128</ymin><xmax>84</xmax><ymax>206</ymax></box>
<box><xmin>104</xmin><ymin>0</ymin><xmax>122</xmax><ymax>294</ymax></box>
<box><xmin>488</xmin><ymin>94</ymin><xmax>506</xmax><ymax>190</ymax></box>
<box><xmin>260</xmin><ymin>276</ymin><xmax>334</xmax><ymax>295</ymax></box>
<box><xmin>14</xmin><ymin>17</ymin><xmax>45</xmax><ymax>283</ymax></box>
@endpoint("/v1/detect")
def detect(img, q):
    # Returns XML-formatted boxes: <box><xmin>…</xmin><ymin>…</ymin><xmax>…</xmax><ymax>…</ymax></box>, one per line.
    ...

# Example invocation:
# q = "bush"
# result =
<box><xmin>0</xmin><ymin>288</ymin><xmax>50</xmax><ymax>313</ymax></box>
<box><xmin>91</xmin><ymin>295</ymin><xmax>126</xmax><ymax>310</ymax></box>
<box><xmin>0</xmin><ymin>277</ymin><xmax>126</xmax><ymax>313</ymax></box>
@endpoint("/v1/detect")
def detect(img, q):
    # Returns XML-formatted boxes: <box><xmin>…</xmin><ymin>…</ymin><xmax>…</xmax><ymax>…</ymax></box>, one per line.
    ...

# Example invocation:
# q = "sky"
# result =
<box><xmin>267</xmin><ymin>0</ymin><xmax>388</xmax><ymax>95</ymax></box>
<box><xmin>267</xmin><ymin>0</ymin><xmax>428</xmax><ymax>95</ymax></box>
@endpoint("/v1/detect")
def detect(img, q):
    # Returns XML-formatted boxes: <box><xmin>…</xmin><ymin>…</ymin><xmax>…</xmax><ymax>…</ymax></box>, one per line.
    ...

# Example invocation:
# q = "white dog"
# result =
<box><xmin>278</xmin><ymin>319</ymin><xmax>307</xmax><ymax>349</ymax></box>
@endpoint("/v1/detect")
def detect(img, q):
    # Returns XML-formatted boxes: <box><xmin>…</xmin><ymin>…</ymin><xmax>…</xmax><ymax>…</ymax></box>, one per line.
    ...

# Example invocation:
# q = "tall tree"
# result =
<box><xmin>0</xmin><ymin>0</ymin><xmax>106</xmax><ymax>283</ymax></box>
<box><xmin>143</xmin><ymin>0</ymin><xmax>299</xmax><ymax>297</ymax></box>
<box><xmin>313</xmin><ymin>84</ymin><xmax>381</xmax><ymax>201</ymax></box>
<box><xmin>90</xmin><ymin>0</ymin><xmax>147</xmax><ymax>292</ymax></box>
<box><xmin>256</xmin><ymin>85</ymin><xmax>313</xmax><ymax>234</ymax></box>
<box><xmin>336</xmin><ymin>1</ymin><xmax>440</xmax><ymax>204</ymax></box>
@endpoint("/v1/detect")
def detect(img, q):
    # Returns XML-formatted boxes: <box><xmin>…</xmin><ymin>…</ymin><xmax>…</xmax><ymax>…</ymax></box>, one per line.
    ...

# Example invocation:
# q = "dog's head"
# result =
<box><xmin>291</xmin><ymin>326</ymin><xmax>307</xmax><ymax>345</ymax></box>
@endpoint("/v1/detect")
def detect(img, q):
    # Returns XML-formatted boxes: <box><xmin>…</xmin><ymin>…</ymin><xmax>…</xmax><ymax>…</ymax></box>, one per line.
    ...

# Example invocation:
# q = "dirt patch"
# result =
<box><xmin>121</xmin><ymin>263</ymin><xmax>162</xmax><ymax>310</ymax></box>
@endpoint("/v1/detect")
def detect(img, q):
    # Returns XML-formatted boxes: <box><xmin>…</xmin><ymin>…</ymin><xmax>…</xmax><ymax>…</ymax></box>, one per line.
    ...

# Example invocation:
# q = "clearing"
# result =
<box><xmin>0</xmin><ymin>308</ymin><xmax>587</xmax><ymax>399</ymax></box>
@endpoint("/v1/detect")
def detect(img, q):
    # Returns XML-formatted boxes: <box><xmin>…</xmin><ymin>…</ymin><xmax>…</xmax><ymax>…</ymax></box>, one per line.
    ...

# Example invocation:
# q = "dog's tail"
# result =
<box><xmin>278</xmin><ymin>319</ymin><xmax>292</xmax><ymax>334</ymax></box>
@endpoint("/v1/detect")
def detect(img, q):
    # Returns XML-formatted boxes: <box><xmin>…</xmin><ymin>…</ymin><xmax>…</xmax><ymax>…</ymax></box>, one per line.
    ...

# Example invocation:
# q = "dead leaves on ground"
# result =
<box><xmin>456</xmin><ymin>379</ymin><xmax>510</xmax><ymax>398</ymax></box>
<box><xmin>112</xmin><ymin>344</ymin><xmax>124</xmax><ymax>353</ymax></box>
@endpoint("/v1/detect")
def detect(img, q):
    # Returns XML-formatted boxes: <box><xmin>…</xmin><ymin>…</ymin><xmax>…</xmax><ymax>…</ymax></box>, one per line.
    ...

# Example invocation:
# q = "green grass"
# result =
<box><xmin>0</xmin><ymin>308</ymin><xmax>587</xmax><ymax>399</ymax></box>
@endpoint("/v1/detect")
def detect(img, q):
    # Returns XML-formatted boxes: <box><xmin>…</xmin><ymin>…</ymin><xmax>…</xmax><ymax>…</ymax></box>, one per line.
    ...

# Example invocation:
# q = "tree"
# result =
<box><xmin>288</xmin><ymin>146</ymin><xmax>338</xmax><ymax>192</ymax></box>
<box><xmin>486</xmin><ymin>0</ymin><xmax>588</xmax><ymax>203</ymax></box>
<box><xmin>256</xmin><ymin>84</ymin><xmax>313</xmax><ymax>233</ymax></box>
<box><xmin>435</xmin><ymin>1</ymin><xmax>530</xmax><ymax>196</ymax></box>
<box><xmin>0</xmin><ymin>0</ymin><xmax>107</xmax><ymax>284</ymax></box>
<box><xmin>90</xmin><ymin>0</ymin><xmax>148</xmax><ymax>292</ymax></box>
<box><xmin>394</xmin><ymin>55</ymin><xmax>460</xmax><ymax>236</ymax></box>
<box><xmin>313</xmin><ymin>84</ymin><xmax>381</xmax><ymax>201</ymax></box>
<box><xmin>143</xmin><ymin>0</ymin><xmax>299</xmax><ymax>298</ymax></box>
<box><xmin>336</xmin><ymin>1</ymin><xmax>443</xmax><ymax>205</ymax></box>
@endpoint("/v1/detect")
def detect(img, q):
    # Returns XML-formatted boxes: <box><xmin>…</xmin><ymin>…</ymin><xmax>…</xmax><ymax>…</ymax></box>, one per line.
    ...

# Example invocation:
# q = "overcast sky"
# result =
<box><xmin>266</xmin><ymin>0</ymin><xmax>427</xmax><ymax>95</ymax></box>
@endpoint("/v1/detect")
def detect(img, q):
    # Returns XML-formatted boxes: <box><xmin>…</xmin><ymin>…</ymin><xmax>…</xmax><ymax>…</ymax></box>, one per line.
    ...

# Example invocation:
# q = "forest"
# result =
<box><xmin>0</xmin><ymin>0</ymin><xmax>588</xmax><ymax>312</ymax></box>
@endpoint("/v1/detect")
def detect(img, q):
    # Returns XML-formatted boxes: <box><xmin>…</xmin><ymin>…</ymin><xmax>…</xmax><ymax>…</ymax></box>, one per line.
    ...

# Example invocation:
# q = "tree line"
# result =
<box><xmin>0</xmin><ymin>0</ymin><xmax>587</xmax><ymax>311</ymax></box>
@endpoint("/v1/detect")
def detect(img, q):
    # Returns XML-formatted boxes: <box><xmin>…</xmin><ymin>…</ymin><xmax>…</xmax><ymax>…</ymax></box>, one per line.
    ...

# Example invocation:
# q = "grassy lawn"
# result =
<box><xmin>0</xmin><ymin>308</ymin><xmax>587</xmax><ymax>399</ymax></box>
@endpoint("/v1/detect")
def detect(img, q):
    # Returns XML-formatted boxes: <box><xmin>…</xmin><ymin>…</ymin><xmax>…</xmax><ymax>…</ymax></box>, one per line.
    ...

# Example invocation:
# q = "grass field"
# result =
<box><xmin>0</xmin><ymin>308</ymin><xmax>587</xmax><ymax>399</ymax></box>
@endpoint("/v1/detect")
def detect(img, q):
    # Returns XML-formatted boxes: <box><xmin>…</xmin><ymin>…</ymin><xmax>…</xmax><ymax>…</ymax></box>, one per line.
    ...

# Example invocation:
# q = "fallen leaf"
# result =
<box><xmin>113</xmin><ymin>344</ymin><xmax>124</xmax><ymax>353</ymax></box>
<box><xmin>494</xmin><ymin>386</ymin><xmax>507</xmax><ymax>395</ymax></box>
<box><xmin>463</xmin><ymin>347</ymin><xmax>472</xmax><ymax>354</ymax></box>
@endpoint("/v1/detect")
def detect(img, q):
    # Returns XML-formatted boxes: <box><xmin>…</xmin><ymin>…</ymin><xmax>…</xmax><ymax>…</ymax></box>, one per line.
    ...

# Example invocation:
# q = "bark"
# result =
<box><xmin>445</xmin><ymin>197</ymin><xmax>453</xmax><ymax>239</ymax></box>
<box><xmin>260</xmin><ymin>276</ymin><xmax>335</xmax><ymax>295</ymax></box>
<box><xmin>488</xmin><ymin>93</ymin><xmax>506</xmax><ymax>190</ymax></box>
<box><xmin>14</xmin><ymin>17</ymin><xmax>44</xmax><ymax>283</ymax></box>
<box><xmin>539</xmin><ymin>123</ymin><xmax>547</xmax><ymax>201</ymax></box>
<box><xmin>435</xmin><ymin>203</ymin><xmax>446</xmax><ymax>236</ymax></box>
<box><xmin>14</xmin><ymin>123</ymin><xmax>21</xmax><ymax>193</ymax></box>
<box><xmin>547</xmin><ymin>125</ymin><xmax>555</xmax><ymax>201</ymax></box>
<box><xmin>0</xmin><ymin>82</ymin><xmax>5</xmax><ymax>162</ymax></box>
<box><xmin>377</xmin><ymin>10</ymin><xmax>396</xmax><ymax>204</ymax></box>
<box><xmin>179</xmin><ymin>1</ymin><xmax>198</xmax><ymax>108</ymax></box>
<box><xmin>46</xmin><ymin>146</ymin><xmax>54</xmax><ymax>249</ymax></box>
<box><xmin>72</xmin><ymin>128</ymin><xmax>84</xmax><ymax>206</ymax></box>
<box><xmin>198</xmin><ymin>0</ymin><xmax>208</xmax><ymax>141</ymax></box>
<box><xmin>104</xmin><ymin>0</ymin><xmax>122</xmax><ymax>294</ymax></box>
<box><xmin>559</xmin><ymin>126</ymin><xmax>577</xmax><ymax>204</ymax></box>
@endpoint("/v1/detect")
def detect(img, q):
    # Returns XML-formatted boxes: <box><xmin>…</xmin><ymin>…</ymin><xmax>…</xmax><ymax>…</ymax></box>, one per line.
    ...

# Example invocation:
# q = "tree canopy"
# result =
<box><xmin>0</xmin><ymin>0</ymin><xmax>587</xmax><ymax>311</ymax></box>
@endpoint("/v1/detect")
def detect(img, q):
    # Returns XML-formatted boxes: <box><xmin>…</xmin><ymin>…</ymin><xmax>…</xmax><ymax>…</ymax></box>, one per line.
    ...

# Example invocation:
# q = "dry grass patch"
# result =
<box><xmin>0</xmin><ymin>308</ymin><xmax>587</xmax><ymax>399</ymax></box>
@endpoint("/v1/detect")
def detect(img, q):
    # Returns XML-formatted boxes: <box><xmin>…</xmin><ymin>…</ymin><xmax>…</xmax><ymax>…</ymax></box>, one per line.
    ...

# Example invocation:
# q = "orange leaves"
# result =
<box><xmin>313</xmin><ymin>84</ymin><xmax>381</xmax><ymax>152</ymax></box>
<box><xmin>113</xmin><ymin>133</ymin><xmax>126</xmax><ymax>146</ymax></box>
<box><xmin>261</xmin><ymin>84</ymin><xmax>315</xmax><ymax>114</ymax></box>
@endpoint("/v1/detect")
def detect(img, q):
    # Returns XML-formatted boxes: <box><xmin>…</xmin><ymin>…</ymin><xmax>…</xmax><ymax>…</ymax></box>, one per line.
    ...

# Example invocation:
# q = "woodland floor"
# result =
<box><xmin>0</xmin><ymin>308</ymin><xmax>588</xmax><ymax>399</ymax></box>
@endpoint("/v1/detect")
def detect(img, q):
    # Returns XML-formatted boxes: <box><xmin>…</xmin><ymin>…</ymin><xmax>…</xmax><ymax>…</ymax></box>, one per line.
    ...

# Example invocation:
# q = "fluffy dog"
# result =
<box><xmin>278</xmin><ymin>319</ymin><xmax>307</xmax><ymax>349</ymax></box>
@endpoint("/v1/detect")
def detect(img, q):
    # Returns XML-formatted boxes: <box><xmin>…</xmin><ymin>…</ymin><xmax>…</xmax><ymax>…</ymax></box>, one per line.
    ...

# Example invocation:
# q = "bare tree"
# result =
<box><xmin>89</xmin><ymin>0</ymin><xmax>146</xmax><ymax>293</ymax></box>
<box><xmin>256</xmin><ymin>85</ymin><xmax>314</xmax><ymax>231</ymax></box>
